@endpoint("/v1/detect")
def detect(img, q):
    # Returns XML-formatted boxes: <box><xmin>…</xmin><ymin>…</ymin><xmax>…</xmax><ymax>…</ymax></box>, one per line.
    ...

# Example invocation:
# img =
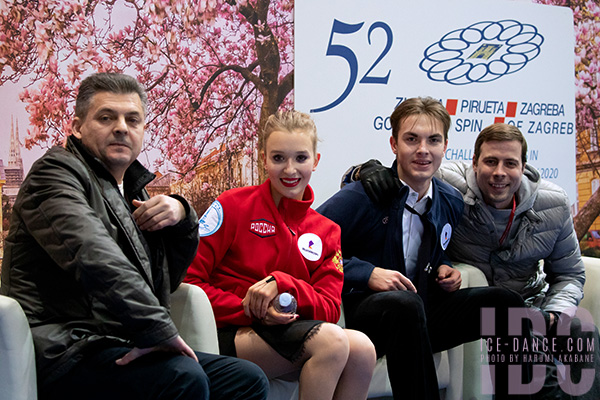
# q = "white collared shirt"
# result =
<box><xmin>402</xmin><ymin>181</ymin><xmax>433</xmax><ymax>281</ymax></box>
<box><xmin>117</xmin><ymin>182</ymin><xmax>125</xmax><ymax>197</ymax></box>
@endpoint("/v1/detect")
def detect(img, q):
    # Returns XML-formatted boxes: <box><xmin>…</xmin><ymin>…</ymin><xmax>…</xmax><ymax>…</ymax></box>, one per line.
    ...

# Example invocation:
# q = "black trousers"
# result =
<box><xmin>541</xmin><ymin>315</ymin><xmax>600</xmax><ymax>400</ymax></box>
<box><xmin>344</xmin><ymin>286</ymin><xmax>532</xmax><ymax>400</ymax></box>
<box><xmin>40</xmin><ymin>347</ymin><xmax>269</xmax><ymax>400</ymax></box>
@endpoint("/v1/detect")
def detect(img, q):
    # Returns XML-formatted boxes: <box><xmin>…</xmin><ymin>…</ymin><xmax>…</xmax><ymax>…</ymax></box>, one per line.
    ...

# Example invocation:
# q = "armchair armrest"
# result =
<box><xmin>170</xmin><ymin>283</ymin><xmax>219</xmax><ymax>355</ymax></box>
<box><xmin>452</xmin><ymin>263</ymin><xmax>494</xmax><ymax>400</ymax></box>
<box><xmin>580</xmin><ymin>256</ymin><xmax>600</xmax><ymax>327</ymax></box>
<box><xmin>454</xmin><ymin>263</ymin><xmax>489</xmax><ymax>289</ymax></box>
<box><xmin>0</xmin><ymin>295</ymin><xmax>37</xmax><ymax>400</ymax></box>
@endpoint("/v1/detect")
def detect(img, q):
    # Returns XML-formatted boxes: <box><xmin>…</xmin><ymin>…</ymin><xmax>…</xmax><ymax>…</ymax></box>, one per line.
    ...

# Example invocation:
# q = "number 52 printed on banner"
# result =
<box><xmin>311</xmin><ymin>19</ymin><xmax>393</xmax><ymax>113</ymax></box>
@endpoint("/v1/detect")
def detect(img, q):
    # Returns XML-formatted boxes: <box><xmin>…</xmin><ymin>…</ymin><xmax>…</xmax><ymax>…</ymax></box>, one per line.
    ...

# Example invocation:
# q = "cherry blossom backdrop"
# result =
<box><xmin>1</xmin><ymin>0</ymin><xmax>600</xmax><ymax>252</ymax></box>
<box><xmin>0</xmin><ymin>0</ymin><xmax>293</xmax><ymax>216</ymax></box>
<box><xmin>534</xmin><ymin>0</ymin><xmax>600</xmax><ymax>249</ymax></box>
<box><xmin>532</xmin><ymin>1</ymin><xmax>600</xmax><ymax>133</ymax></box>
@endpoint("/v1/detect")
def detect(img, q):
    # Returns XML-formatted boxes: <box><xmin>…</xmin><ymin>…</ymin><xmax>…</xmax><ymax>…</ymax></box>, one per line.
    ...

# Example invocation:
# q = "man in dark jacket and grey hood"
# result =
<box><xmin>1</xmin><ymin>72</ymin><xmax>268</xmax><ymax>400</ymax></box>
<box><xmin>350</xmin><ymin>122</ymin><xmax>597</xmax><ymax>399</ymax></box>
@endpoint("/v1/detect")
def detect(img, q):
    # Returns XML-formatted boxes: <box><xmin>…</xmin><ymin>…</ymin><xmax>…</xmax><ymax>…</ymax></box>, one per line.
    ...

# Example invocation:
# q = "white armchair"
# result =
<box><xmin>175</xmin><ymin>266</ymin><xmax>481</xmax><ymax>400</ymax></box>
<box><xmin>2</xmin><ymin>258</ymin><xmax>599</xmax><ymax>400</ymax></box>
<box><xmin>0</xmin><ymin>277</ymin><xmax>487</xmax><ymax>400</ymax></box>
<box><xmin>172</xmin><ymin>263</ymin><xmax>600</xmax><ymax>400</ymax></box>
<box><xmin>0</xmin><ymin>283</ymin><xmax>219</xmax><ymax>400</ymax></box>
<box><xmin>0</xmin><ymin>295</ymin><xmax>37</xmax><ymax>400</ymax></box>
<box><xmin>170</xmin><ymin>282</ymin><xmax>220</xmax><ymax>354</ymax></box>
<box><xmin>455</xmin><ymin>257</ymin><xmax>600</xmax><ymax>400</ymax></box>
<box><xmin>345</xmin><ymin>263</ymin><xmax>482</xmax><ymax>400</ymax></box>
<box><xmin>580</xmin><ymin>256</ymin><xmax>600</xmax><ymax>325</ymax></box>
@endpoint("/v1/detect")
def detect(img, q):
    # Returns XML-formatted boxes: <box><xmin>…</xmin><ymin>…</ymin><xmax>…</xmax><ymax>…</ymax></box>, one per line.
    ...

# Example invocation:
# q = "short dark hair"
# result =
<box><xmin>473</xmin><ymin>123</ymin><xmax>528</xmax><ymax>164</ymax></box>
<box><xmin>390</xmin><ymin>97</ymin><xmax>451</xmax><ymax>141</ymax></box>
<box><xmin>75</xmin><ymin>73</ymin><xmax>148</xmax><ymax>120</ymax></box>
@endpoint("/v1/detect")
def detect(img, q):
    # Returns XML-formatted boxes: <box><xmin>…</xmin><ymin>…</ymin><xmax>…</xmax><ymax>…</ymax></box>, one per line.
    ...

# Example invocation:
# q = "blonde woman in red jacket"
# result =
<box><xmin>185</xmin><ymin>110</ymin><xmax>376</xmax><ymax>400</ymax></box>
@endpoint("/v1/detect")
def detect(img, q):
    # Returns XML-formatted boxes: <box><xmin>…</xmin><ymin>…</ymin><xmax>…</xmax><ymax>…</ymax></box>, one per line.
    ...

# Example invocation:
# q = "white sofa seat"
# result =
<box><xmin>170</xmin><ymin>282</ymin><xmax>466</xmax><ymax>400</ymax></box>
<box><xmin>0</xmin><ymin>295</ymin><xmax>37</xmax><ymax>400</ymax></box>
<box><xmin>2</xmin><ymin>258</ymin><xmax>599</xmax><ymax>400</ymax></box>
<box><xmin>345</xmin><ymin>264</ymin><xmax>483</xmax><ymax>400</ymax></box>
<box><xmin>170</xmin><ymin>282</ymin><xmax>220</xmax><ymax>354</ymax></box>
<box><xmin>263</xmin><ymin>264</ymin><xmax>485</xmax><ymax>400</ymax></box>
<box><xmin>0</xmin><ymin>283</ymin><xmax>218</xmax><ymax>400</ymax></box>
<box><xmin>580</xmin><ymin>256</ymin><xmax>600</xmax><ymax>325</ymax></box>
<box><xmin>455</xmin><ymin>257</ymin><xmax>600</xmax><ymax>400</ymax></box>
<box><xmin>452</xmin><ymin>263</ymin><xmax>494</xmax><ymax>400</ymax></box>
<box><xmin>334</xmin><ymin>303</ymin><xmax>462</xmax><ymax>400</ymax></box>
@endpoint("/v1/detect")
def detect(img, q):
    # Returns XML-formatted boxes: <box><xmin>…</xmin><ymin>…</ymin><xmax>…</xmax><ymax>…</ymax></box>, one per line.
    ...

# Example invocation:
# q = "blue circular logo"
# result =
<box><xmin>198</xmin><ymin>200</ymin><xmax>223</xmax><ymax>237</ymax></box>
<box><xmin>420</xmin><ymin>20</ymin><xmax>544</xmax><ymax>85</ymax></box>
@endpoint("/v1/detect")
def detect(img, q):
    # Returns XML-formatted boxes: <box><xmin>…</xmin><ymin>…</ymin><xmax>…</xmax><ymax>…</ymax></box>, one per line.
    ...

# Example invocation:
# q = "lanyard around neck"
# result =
<box><xmin>498</xmin><ymin>195</ymin><xmax>516</xmax><ymax>246</ymax></box>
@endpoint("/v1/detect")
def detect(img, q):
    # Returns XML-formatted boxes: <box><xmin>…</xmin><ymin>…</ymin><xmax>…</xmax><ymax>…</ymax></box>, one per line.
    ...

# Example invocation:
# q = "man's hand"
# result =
<box><xmin>132</xmin><ymin>195</ymin><xmax>186</xmax><ymax>231</ymax></box>
<box><xmin>436</xmin><ymin>264</ymin><xmax>462</xmax><ymax>292</ymax></box>
<box><xmin>115</xmin><ymin>335</ymin><xmax>198</xmax><ymax>366</ymax></box>
<box><xmin>368</xmin><ymin>267</ymin><xmax>417</xmax><ymax>292</ymax></box>
<box><xmin>242</xmin><ymin>276</ymin><xmax>279</xmax><ymax>320</ymax></box>
<box><xmin>531</xmin><ymin>307</ymin><xmax>559</xmax><ymax>331</ymax></box>
<box><xmin>549</xmin><ymin>312</ymin><xmax>556</xmax><ymax>328</ymax></box>
<box><xmin>359</xmin><ymin>159</ymin><xmax>401</xmax><ymax>205</ymax></box>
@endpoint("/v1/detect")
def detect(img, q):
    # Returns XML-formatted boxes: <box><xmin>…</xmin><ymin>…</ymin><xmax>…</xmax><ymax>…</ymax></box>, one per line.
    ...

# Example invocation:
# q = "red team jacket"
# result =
<box><xmin>185</xmin><ymin>180</ymin><xmax>344</xmax><ymax>328</ymax></box>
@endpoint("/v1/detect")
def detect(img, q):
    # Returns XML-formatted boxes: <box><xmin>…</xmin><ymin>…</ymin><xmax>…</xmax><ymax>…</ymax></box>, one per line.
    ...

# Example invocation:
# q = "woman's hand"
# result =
<box><xmin>242</xmin><ymin>276</ymin><xmax>279</xmax><ymax>320</ymax></box>
<box><xmin>259</xmin><ymin>304</ymin><xmax>299</xmax><ymax>326</ymax></box>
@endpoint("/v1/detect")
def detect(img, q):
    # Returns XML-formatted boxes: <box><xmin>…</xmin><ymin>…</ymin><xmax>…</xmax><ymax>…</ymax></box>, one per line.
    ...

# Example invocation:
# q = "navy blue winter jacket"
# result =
<box><xmin>317</xmin><ymin>161</ymin><xmax>464</xmax><ymax>300</ymax></box>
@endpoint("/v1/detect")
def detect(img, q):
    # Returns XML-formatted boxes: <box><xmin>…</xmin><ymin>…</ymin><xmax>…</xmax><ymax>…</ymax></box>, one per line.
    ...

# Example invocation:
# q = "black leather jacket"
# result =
<box><xmin>1</xmin><ymin>136</ymin><xmax>199</xmax><ymax>386</ymax></box>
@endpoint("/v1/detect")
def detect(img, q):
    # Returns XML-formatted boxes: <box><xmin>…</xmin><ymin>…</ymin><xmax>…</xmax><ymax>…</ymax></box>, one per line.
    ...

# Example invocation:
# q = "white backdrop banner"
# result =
<box><xmin>295</xmin><ymin>0</ymin><xmax>575</xmax><ymax>207</ymax></box>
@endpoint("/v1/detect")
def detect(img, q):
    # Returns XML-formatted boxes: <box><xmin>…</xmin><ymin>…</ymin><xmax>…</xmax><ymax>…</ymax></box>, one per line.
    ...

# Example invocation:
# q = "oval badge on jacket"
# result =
<box><xmin>440</xmin><ymin>223</ymin><xmax>452</xmax><ymax>251</ymax></box>
<box><xmin>298</xmin><ymin>233</ymin><xmax>323</xmax><ymax>261</ymax></box>
<box><xmin>198</xmin><ymin>200</ymin><xmax>223</xmax><ymax>237</ymax></box>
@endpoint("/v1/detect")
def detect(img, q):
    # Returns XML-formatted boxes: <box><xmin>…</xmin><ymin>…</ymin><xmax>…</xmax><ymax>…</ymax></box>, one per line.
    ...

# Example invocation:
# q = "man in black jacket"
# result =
<box><xmin>1</xmin><ymin>73</ymin><xmax>269</xmax><ymax>400</ymax></box>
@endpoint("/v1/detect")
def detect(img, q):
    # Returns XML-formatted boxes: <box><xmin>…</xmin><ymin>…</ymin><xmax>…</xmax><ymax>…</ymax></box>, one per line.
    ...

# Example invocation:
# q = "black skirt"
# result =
<box><xmin>217</xmin><ymin>320</ymin><xmax>325</xmax><ymax>363</ymax></box>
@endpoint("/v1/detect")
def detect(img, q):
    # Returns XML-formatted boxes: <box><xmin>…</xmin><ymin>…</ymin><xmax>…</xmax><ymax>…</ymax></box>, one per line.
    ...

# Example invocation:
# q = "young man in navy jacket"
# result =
<box><xmin>318</xmin><ymin>97</ymin><xmax>531</xmax><ymax>400</ymax></box>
